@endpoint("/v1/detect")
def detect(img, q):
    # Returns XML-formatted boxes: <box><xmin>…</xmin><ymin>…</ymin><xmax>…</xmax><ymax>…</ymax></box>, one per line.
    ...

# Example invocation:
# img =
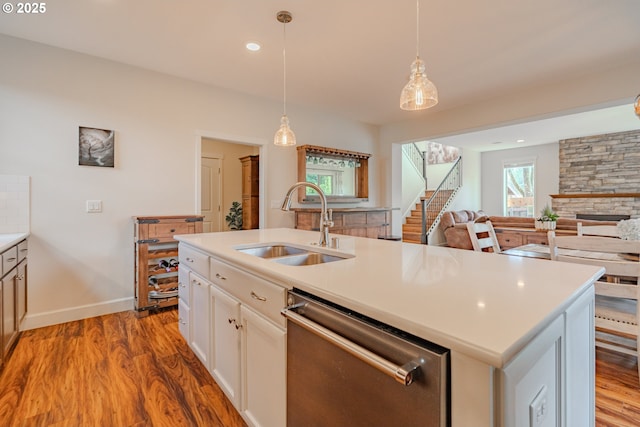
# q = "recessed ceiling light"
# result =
<box><xmin>246</xmin><ymin>42</ymin><xmax>261</xmax><ymax>52</ymax></box>
<box><xmin>516</xmin><ymin>139</ymin><xmax>525</xmax><ymax>143</ymax></box>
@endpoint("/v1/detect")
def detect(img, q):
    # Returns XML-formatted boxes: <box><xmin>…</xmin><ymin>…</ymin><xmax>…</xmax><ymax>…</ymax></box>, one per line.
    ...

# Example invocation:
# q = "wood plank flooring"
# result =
<box><xmin>596</xmin><ymin>347</ymin><xmax>640</xmax><ymax>426</ymax></box>
<box><xmin>0</xmin><ymin>309</ymin><xmax>638</xmax><ymax>426</ymax></box>
<box><xmin>0</xmin><ymin>309</ymin><xmax>246</xmax><ymax>427</ymax></box>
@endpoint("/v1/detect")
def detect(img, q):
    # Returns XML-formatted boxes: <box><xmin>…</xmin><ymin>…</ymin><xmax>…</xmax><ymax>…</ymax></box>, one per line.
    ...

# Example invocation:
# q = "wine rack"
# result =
<box><xmin>133</xmin><ymin>215</ymin><xmax>203</xmax><ymax>315</ymax></box>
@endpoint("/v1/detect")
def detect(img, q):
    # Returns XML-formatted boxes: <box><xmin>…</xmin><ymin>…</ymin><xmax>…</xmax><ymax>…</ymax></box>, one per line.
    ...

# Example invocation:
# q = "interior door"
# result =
<box><xmin>201</xmin><ymin>157</ymin><xmax>222</xmax><ymax>232</ymax></box>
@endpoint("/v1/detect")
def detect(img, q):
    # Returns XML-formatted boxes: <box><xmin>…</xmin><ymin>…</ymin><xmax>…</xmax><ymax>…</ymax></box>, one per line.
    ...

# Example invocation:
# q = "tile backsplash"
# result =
<box><xmin>0</xmin><ymin>175</ymin><xmax>30</xmax><ymax>233</ymax></box>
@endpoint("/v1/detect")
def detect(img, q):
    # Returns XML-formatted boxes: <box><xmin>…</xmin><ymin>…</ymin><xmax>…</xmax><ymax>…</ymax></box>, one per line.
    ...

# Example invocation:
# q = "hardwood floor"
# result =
<box><xmin>0</xmin><ymin>309</ymin><xmax>638</xmax><ymax>426</ymax></box>
<box><xmin>0</xmin><ymin>309</ymin><xmax>246</xmax><ymax>427</ymax></box>
<box><xmin>596</xmin><ymin>347</ymin><xmax>640</xmax><ymax>426</ymax></box>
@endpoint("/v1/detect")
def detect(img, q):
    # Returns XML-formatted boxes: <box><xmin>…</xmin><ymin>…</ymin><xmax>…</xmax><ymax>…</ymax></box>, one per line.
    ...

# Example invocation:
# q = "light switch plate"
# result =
<box><xmin>86</xmin><ymin>200</ymin><xmax>102</xmax><ymax>213</ymax></box>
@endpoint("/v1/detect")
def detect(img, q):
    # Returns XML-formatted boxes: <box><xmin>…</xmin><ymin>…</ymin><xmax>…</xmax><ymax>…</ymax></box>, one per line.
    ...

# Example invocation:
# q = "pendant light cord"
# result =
<box><xmin>282</xmin><ymin>20</ymin><xmax>287</xmax><ymax>116</ymax></box>
<box><xmin>416</xmin><ymin>0</ymin><xmax>420</xmax><ymax>58</ymax></box>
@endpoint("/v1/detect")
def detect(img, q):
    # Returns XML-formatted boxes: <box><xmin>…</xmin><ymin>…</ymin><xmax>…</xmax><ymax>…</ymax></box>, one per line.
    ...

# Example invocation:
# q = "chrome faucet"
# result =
<box><xmin>281</xmin><ymin>181</ymin><xmax>334</xmax><ymax>246</ymax></box>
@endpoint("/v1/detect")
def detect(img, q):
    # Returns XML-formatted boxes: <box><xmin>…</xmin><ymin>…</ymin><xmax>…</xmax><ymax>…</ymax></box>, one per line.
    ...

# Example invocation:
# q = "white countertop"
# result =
<box><xmin>175</xmin><ymin>228</ymin><xmax>603</xmax><ymax>368</ymax></box>
<box><xmin>0</xmin><ymin>233</ymin><xmax>29</xmax><ymax>253</ymax></box>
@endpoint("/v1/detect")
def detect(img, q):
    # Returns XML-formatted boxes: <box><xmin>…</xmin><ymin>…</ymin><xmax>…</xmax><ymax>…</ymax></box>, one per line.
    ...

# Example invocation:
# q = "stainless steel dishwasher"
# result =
<box><xmin>282</xmin><ymin>289</ymin><xmax>450</xmax><ymax>427</ymax></box>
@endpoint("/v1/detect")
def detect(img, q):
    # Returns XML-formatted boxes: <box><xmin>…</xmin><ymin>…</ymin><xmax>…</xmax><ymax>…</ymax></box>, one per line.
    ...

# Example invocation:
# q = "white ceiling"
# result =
<box><xmin>1</xmin><ymin>0</ymin><xmax>639</xmax><ymax>148</ymax></box>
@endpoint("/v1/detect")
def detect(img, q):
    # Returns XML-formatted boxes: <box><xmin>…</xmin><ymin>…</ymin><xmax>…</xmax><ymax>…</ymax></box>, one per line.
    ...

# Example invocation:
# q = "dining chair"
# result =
<box><xmin>547</xmin><ymin>230</ymin><xmax>640</xmax><ymax>381</ymax></box>
<box><xmin>466</xmin><ymin>220</ymin><xmax>501</xmax><ymax>253</ymax></box>
<box><xmin>577</xmin><ymin>222</ymin><xmax>620</xmax><ymax>238</ymax></box>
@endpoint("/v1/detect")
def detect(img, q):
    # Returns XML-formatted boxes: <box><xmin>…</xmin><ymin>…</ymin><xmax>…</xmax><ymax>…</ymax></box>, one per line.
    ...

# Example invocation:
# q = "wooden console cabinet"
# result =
<box><xmin>134</xmin><ymin>215</ymin><xmax>203</xmax><ymax>315</ymax></box>
<box><xmin>494</xmin><ymin>227</ymin><xmax>573</xmax><ymax>250</ymax></box>
<box><xmin>293</xmin><ymin>208</ymin><xmax>391</xmax><ymax>239</ymax></box>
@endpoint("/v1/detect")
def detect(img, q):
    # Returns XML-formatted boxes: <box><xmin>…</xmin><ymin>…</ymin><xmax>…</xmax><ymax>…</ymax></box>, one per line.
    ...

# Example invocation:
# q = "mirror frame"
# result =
<box><xmin>297</xmin><ymin>144</ymin><xmax>370</xmax><ymax>203</ymax></box>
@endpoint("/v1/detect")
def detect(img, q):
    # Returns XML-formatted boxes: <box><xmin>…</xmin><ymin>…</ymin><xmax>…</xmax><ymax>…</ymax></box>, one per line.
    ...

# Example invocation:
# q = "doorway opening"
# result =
<box><xmin>197</xmin><ymin>133</ymin><xmax>266</xmax><ymax>232</ymax></box>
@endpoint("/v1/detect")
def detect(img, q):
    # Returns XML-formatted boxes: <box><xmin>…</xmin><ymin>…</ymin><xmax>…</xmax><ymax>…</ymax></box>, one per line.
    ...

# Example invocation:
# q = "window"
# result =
<box><xmin>306</xmin><ymin>172</ymin><xmax>335</xmax><ymax>196</ymax></box>
<box><xmin>503</xmin><ymin>160</ymin><xmax>535</xmax><ymax>217</ymax></box>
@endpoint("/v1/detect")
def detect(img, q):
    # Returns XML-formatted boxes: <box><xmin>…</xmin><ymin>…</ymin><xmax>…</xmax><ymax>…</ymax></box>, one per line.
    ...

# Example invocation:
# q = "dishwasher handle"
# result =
<box><xmin>282</xmin><ymin>307</ymin><xmax>422</xmax><ymax>386</ymax></box>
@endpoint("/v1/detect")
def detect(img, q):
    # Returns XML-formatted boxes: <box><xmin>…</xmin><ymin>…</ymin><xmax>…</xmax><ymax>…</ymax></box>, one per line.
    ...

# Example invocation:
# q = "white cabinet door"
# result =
<box><xmin>190</xmin><ymin>272</ymin><xmax>211</xmax><ymax>369</ymax></box>
<box><xmin>178</xmin><ymin>298</ymin><xmax>190</xmax><ymax>342</ymax></box>
<box><xmin>564</xmin><ymin>288</ymin><xmax>595</xmax><ymax>427</ymax></box>
<box><xmin>177</xmin><ymin>266</ymin><xmax>190</xmax><ymax>342</ymax></box>
<box><xmin>210</xmin><ymin>285</ymin><xmax>242</xmax><ymax>407</ymax></box>
<box><xmin>241</xmin><ymin>305</ymin><xmax>286</xmax><ymax>427</ymax></box>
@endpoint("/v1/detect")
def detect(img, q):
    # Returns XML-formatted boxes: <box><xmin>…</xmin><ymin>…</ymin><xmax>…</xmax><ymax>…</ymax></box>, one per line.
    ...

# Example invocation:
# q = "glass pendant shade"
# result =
<box><xmin>400</xmin><ymin>57</ymin><xmax>438</xmax><ymax>110</ymax></box>
<box><xmin>274</xmin><ymin>114</ymin><xmax>296</xmax><ymax>146</ymax></box>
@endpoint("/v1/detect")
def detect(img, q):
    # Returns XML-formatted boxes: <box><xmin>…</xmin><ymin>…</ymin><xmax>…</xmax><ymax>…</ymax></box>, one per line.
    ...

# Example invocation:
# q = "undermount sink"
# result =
<box><xmin>236</xmin><ymin>244</ymin><xmax>307</xmax><ymax>258</ymax></box>
<box><xmin>235</xmin><ymin>243</ymin><xmax>352</xmax><ymax>266</ymax></box>
<box><xmin>272</xmin><ymin>252</ymin><xmax>347</xmax><ymax>266</ymax></box>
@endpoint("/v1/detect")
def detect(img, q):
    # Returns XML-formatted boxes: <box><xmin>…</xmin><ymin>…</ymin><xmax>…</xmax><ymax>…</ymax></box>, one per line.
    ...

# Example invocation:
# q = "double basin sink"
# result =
<box><xmin>235</xmin><ymin>243</ymin><xmax>353</xmax><ymax>266</ymax></box>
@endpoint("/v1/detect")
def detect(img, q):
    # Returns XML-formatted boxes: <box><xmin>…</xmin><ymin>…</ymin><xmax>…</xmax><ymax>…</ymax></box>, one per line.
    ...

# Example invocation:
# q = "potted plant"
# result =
<box><xmin>225</xmin><ymin>201</ymin><xmax>243</xmax><ymax>230</ymax></box>
<box><xmin>535</xmin><ymin>204</ymin><xmax>559</xmax><ymax>230</ymax></box>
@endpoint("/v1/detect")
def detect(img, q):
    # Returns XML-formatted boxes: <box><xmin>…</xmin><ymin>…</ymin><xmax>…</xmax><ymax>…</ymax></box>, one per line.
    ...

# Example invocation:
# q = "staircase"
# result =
<box><xmin>402</xmin><ymin>190</ymin><xmax>454</xmax><ymax>243</ymax></box>
<box><xmin>402</xmin><ymin>156</ymin><xmax>462</xmax><ymax>244</ymax></box>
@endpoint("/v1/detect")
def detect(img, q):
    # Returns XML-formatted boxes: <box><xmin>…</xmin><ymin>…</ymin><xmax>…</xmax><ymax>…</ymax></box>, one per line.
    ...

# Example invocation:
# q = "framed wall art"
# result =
<box><xmin>78</xmin><ymin>126</ymin><xmax>115</xmax><ymax>167</ymax></box>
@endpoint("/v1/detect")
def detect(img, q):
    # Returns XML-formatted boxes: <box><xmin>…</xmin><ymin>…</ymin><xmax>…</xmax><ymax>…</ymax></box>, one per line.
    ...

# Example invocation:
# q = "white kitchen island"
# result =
<box><xmin>175</xmin><ymin>228</ymin><xmax>603</xmax><ymax>427</ymax></box>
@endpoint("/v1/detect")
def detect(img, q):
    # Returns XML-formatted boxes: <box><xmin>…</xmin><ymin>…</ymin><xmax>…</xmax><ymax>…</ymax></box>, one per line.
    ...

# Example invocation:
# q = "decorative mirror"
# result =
<box><xmin>297</xmin><ymin>145</ymin><xmax>370</xmax><ymax>203</ymax></box>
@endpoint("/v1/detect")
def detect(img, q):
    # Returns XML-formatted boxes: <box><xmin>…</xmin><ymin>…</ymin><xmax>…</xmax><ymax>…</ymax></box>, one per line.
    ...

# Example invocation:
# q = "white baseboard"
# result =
<box><xmin>21</xmin><ymin>297</ymin><xmax>135</xmax><ymax>330</ymax></box>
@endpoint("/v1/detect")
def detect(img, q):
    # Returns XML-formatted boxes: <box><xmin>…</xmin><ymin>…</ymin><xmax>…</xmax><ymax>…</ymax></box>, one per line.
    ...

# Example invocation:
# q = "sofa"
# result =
<box><xmin>440</xmin><ymin>209</ymin><xmax>617</xmax><ymax>250</ymax></box>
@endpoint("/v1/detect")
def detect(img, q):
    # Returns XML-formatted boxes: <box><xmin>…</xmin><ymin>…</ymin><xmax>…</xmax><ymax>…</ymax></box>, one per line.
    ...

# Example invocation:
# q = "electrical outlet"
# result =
<box><xmin>529</xmin><ymin>385</ymin><xmax>548</xmax><ymax>427</ymax></box>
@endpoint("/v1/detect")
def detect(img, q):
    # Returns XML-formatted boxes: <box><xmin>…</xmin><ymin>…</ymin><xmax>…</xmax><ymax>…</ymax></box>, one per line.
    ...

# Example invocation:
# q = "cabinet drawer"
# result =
<box><xmin>17</xmin><ymin>239</ymin><xmax>28</xmax><ymax>262</ymax></box>
<box><xmin>2</xmin><ymin>246</ymin><xmax>18</xmax><ymax>277</ymax></box>
<box><xmin>367</xmin><ymin>212</ymin><xmax>387</xmax><ymax>225</ymax></box>
<box><xmin>149</xmin><ymin>222</ymin><xmax>193</xmax><ymax>239</ymax></box>
<box><xmin>210</xmin><ymin>258</ymin><xmax>286</xmax><ymax>328</ymax></box>
<box><xmin>343</xmin><ymin>213</ymin><xmax>367</xmax><ymax>226</ymax></box>
<box><xmin>525</xmin><ymin>233</ymin><xmax>549</xmax><ymax>245</ymax></box>
<box><xmin>496</xmin><ymin>232</ymin><xmax>523</xmax><ymax>249</ymax></box>
<box><xmin>179</xmin><ymin>244</ymin><xmax>210</xmax><ymax>278</ymax></box>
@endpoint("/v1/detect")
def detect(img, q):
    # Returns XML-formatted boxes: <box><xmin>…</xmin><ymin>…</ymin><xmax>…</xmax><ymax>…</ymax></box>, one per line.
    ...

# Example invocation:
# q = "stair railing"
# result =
<box><xmin>403</xmin><ymin>143</ymin><xmax>427</xmax><ymax>189</ymax></box>
<box><xmin>420</xmin><ymin>156</ymin><xmax>462</xmax><ymax>244</ymax></box>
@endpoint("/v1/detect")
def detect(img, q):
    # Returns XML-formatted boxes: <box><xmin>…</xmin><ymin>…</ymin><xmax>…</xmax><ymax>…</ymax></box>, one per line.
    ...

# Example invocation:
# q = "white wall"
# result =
<box><xmin>0</xmin><ymin>35</ymin><xmax>379</xmax><ymax>328</ymax></box>
<box><xmin>449</xmin><ymin>149</ymin><xmax>482</xmax><ymax>212</ymax></box>
<box><xmin>379</xmin><ymin>59</ymin><xmax>640</xmax><ymax>146</ymax></box>
<box><xmin>427</xmin><ymin>149</ymin><xmax>482</xmax><ymax>245</ymax></box>
<box><xmin>480</xmin><ymin>143</ymin><xmax>559</xmax><ymax>216</ymax></box>
<box><xmin>401</xmin><ymin>151</ymin><xmax>425</xmax><ymax>218</ymax></box>
<box><xmin>0</xmin><ymin>175</ymin><xmax>30</xmax><ymax>233</ymax></box>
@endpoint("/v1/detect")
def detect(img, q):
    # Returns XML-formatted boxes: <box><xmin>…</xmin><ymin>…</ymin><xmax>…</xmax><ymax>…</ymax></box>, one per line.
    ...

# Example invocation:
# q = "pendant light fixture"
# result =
<box><xmin>400</xmin><ymin>0</ymin><xmax>438</xmax><ymax>110</ymax></box>
<box><xmin>635</xmin><ymin>94</ymin><xmax>640</xmax><ymax>118</ymax></box>
<box><xmin>274</xmin><ymin>11</ymin><xmax>296</xmax><ymax>147</ymax></box>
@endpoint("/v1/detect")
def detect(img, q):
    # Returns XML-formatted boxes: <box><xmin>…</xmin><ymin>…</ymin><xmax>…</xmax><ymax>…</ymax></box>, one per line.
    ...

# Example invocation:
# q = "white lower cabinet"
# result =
<box><xmin>177</xmin><ymin>266</ymin><xmax>190</xmax><ymax>342</ymax></box>
<box><xmin>241</xmin><ymin>304</ymin><xmax>286</xmax><ymax>427</ymax></box>
<box><xmin>190</xmin><ymin>271</ymin><xmax>211</xmax><ymax>369</ymax></box>
<box><xmin>209</xmin><ymin>256</ymin><xmax>287</xmax><ymax>427</ymax></box>
<box><xmin>210</xmin><ymin>285</ymin><xmax>241</xmax><ymax>406</ymax></box>
<box><xmin>210</xmin><ymin>283</ymin><xmax>287</xmax><ymax>427</ymax></box>
<box><xmin>178</xmin><ymin>245</ymin><xmax>288</xmax><ymax>427</ymax></box>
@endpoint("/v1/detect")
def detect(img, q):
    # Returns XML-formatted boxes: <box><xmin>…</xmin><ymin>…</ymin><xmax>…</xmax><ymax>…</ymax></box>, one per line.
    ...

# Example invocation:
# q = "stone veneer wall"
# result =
<box><xmin>553</xmin><ymin>129</ymin><xmax>640</xmax><ymax>219</ymax></box>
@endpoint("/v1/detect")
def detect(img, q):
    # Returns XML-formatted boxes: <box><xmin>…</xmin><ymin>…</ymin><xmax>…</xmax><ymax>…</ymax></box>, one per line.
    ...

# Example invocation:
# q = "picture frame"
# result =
<box><xmin>78</xmin><ymin>126</ymin><xmax>115</xmax><ymax>167</ymax></box>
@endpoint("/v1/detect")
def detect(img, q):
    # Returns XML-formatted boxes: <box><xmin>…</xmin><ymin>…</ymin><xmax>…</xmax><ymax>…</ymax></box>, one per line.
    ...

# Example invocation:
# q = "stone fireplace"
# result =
<box><xmin>551</xmin><ymin>129</ymin><xmax>640</xmax><ymax>219</ymax></box>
